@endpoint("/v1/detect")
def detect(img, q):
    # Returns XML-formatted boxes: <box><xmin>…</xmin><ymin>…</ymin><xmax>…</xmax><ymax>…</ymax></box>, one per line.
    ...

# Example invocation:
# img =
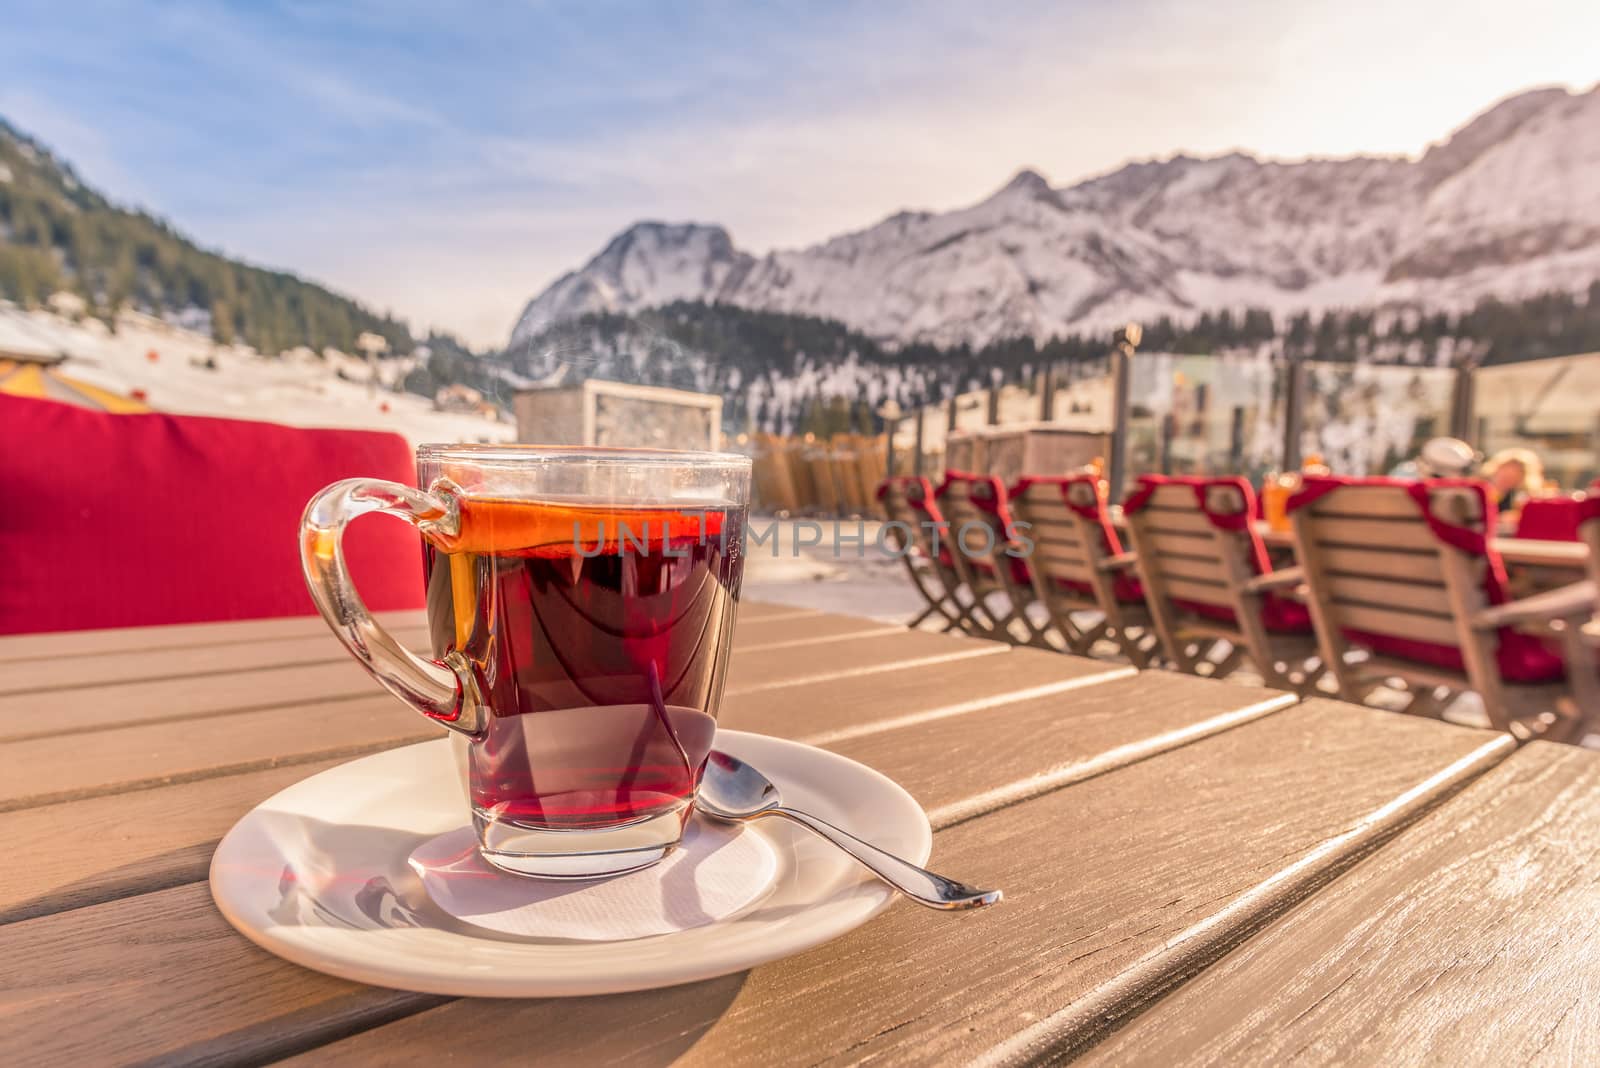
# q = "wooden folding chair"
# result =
<box><xmin>1288</xmin><ymin>476</ymin><xmax>1600</xmax><ymax>741</ymax></box>
<box><xmin>936</xmin><ymin>472</ymin><xmax>1054</xmax><ymax>648</ymax></box>
<box><xmin>1581</xmin><ymin>489</ymin><xmax>1600</xmax><ymax>655</ymax></box>
<box><xmin>1007</xmin><ymin>475</ymin><xmax>1157</xmax><ymax>664</ymax></box>
<box><xmin>874</xmin><ymin>475</ymin><xmax>985</xmax><ymax>634</ymax></box>
<box><xmin>1122</xmin><ymin>475</ymin><xmax>1320</xmax><ymax>690</ymax></box>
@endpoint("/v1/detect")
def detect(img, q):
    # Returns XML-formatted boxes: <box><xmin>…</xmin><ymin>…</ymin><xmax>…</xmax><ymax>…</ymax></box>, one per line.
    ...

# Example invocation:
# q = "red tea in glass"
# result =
<box><xmin>301</xmin><ymin>447</ymin><xmax>750</xmax><ymax>879</ymax></box>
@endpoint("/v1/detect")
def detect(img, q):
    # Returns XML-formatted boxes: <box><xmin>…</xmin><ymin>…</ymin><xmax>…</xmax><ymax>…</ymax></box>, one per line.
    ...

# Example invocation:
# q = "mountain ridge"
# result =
<box><xmin>512</xmin><ymin>83</ymin><xmax>1600</xmax><ymax>349</ymax></box>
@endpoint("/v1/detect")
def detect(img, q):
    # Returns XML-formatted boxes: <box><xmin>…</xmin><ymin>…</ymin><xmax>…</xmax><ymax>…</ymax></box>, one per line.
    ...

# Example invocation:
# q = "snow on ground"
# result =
<box><xmin>0</xmin><ymin>304</ymin><xmax>514</xmax><ymax>447</ymax></box>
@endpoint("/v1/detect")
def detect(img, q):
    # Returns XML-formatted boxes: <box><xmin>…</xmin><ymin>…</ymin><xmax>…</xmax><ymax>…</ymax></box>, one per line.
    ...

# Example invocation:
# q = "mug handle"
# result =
<box><xmin>299</xmin><ymin>478</ymin><xmax>486</xmax><ymax>737</ymax></box>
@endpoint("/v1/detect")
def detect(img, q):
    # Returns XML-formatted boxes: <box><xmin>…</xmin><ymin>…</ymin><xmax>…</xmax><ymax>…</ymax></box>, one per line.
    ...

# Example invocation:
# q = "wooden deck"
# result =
<box><xmin>3</xmin><ymin>602</ymin><xmax>1597</xmax><ymax>1064</ymax></box>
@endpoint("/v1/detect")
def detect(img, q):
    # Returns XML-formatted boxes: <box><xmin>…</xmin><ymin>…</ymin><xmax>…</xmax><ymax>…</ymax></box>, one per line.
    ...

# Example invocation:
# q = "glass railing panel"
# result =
<box><xmin>1473</xmin><ymin>352</ymin><xmax>1600</xmax><ymax>491</ymax></box>
<box><xmin>1298</xmin><ymin>361</ymin><xmax>1455</xmax><ymax>476</ymax></box>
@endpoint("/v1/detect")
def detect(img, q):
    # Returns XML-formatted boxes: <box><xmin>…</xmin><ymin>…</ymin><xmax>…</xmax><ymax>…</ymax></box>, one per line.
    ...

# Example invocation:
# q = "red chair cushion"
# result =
<box><xmin>0</xmin><ymin>395</ymin><xmax>425</xmax><ymax>634</ymax></box>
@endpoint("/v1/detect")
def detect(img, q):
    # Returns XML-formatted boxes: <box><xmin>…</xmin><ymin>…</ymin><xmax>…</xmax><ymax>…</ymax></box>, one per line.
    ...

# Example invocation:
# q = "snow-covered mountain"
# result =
<box><xmin>511</xmin><ymin>84</ymin><xmax>1600</xmax><ymax>349</ymax></box>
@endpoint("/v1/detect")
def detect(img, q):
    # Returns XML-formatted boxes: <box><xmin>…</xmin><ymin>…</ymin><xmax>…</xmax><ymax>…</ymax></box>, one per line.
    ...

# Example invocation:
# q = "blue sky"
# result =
<box><xmin>3</xmin><ymin>0</ymin><xmax>1597</xmax><ymax>346</ymax></box>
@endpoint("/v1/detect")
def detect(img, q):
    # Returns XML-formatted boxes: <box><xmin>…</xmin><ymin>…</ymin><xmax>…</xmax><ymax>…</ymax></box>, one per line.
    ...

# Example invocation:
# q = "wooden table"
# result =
<box><xmin>4</xmin><ymin>603</ymin><xmax>1599</xmax><ymax>1065</ymax></box>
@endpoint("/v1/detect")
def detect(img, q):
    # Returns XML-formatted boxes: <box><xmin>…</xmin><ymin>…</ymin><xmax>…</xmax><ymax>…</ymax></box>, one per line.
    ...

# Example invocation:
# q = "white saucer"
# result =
<box><xmin>209</xmin><ymin>730</ymin><xmax>931</xmax><ymax>997</ymax></box>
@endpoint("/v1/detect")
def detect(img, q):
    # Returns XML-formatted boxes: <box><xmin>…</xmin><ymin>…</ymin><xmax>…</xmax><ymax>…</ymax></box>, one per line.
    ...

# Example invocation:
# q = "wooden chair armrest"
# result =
<box><xmin>1245</xmin><ymin>566</ymin><xmax>1304</xmax><ymax>594</ymax></box>
<box><xmin>1471</xmin><ymin>580</ymin><xmax>1597</xmax><ymax>630</ymax></box>
<box><xmin>1099</xmin><ymin>552</ymin><xmax>1138</xmax><ymax>572</ymax></box>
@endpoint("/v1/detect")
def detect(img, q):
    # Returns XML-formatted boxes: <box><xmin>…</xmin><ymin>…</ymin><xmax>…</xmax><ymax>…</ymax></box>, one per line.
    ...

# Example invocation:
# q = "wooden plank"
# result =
<box><xmin>280</xmin><ymin>705</ymin><xmax>1506</xmax><ymax>1068</ymax></box>
<box><xmin>1134</xmin><ymin>528</ymin><xmax>1215</xmax><ymax>558</ymax></box>
<box><xmin>724</xmin><ymin>630</ymin><xmax>993</xmax><ymax>693</ymax></box>
<box><xmin>0</xmin><ymin>660</ymin><xmax>397</xmax><ymax>742</ymax></box>
<box><xmin>721</xmin><ymin>646</ymin><xmax>1125</xmax><ymax>744</ymax></box>
<box><xmin>0</xmin><ymin>610</ymin><xmax>875</xmax><ymax>740</ymax></box>
<box><xmin>1306</xmin><ymin>516</ymin><xmax>1441</xmax><ymax>552</ymax></box>
<box><xmin>1030</xmin><ymin>544</ymin><xmax>1096</xmax><ymax>580</ymax></box>
<box><xmin>0</xmin><ymin>649</ymin><xmax>1125</xmax><ymax>925</ymax></box>
<box><xmin>0</xmin><ymin>609</ymin><xmax>426</xmax><ymax>662</ymax></box>
<box><xmin>1031</xmin><ymin>556</ymin><xmax>1099</xmax><ymax>586</ymax></box>
<box><xmin>1018</xmin><ymin>519</ymin><xmax>1084</xmax><ymax>554</ymax></box>
<box><xmin>0</xmin><ymin>885</ymin><xmax>445</xmax><ymax>1066</ymax></box>
<box><xmin>733</xmin><ymin>600</ymin><xmax>827</xmax><ymax>622</ymax></box>
<box><xmin>1156</xmin><ymin>554</ymin><xmax>1229</xmax><ymax>583</ymax></box>
<box><xmin>1160</xmin><ymin>576</ymin><xmax>1233</xmax><ymax>606</ymax></box>
<box><xmin>0</xmin><ymin>759</ymin><xmax>352</xmax><ymax>925</ymax></box>
<box><xmin>817</xmin><ymin>670</ymin><xmax>1281</xmax><ymax>821</ymax></box>
<box><xmin>1305</xmin><ymin>485</ymin><xmax>1423</xmax><ymax>519</ymax></box>
<box><xmin>1077</xmin><ymin>741</ymin><xmax>1600</xmax><ymax>1066</ymax></box>
<box><xmin>1329</xmin><ymin>601</ymin><xmax>1459</xmax><ymax>644</ymax></box>
<box><xmin>0</xmin><ymin>604</ymin><xmax>810</xmax><ymax>695</ymax></box>
<box><xmin>1144</xmin><ymin>484</ymin><xmax>1198</xmax><ymax>509</ymax></box>
<box><xmin>0</xmin><ymin>631</ymin><xmax>1008</xmax><ymax>812</ymax></box>
<box><xmin>1320</xmin><ymin>575</ymin><xmax>1451</xmax><ymax>615</ymax></box>
<box><xmin>1015</xmin><ymin>498</ymin><xmax>1074</xmax><ymax>524</ymax></box>
<box><xmin>731</xmin><ymin>606</ymin><xmax>823</xmax><ymax>626</ymax></box>
<box><xmin>0</xmin><ymin>696</ymin><xmax>445</xmax><ymax>812</ymax></box>
<box><xmin>1138</xmin><ymin>508</ymin><xmax>1215</xmax><ymax>535</ymax></box>
<box><xmin>735</xmin><ymin>623</ymin><xmax>905</xmax><ymax>652</ymax></box>
<box><xmin>0</xmin><ymin>676</ymin><xmax>1318</xmax><ymax>1067</ymax></box>
<box><xmin>1318</xmin><ymin>545</ymin><xmax>1446</xmax><ymax>584</ymax></box>
<box><xmin>727</xmin><ymin>614</ymin><xmax>904</xmax><ymax>650</ymax></box>
<box><xmin>0</xmin><ymin>627</ymin><xmax>432</xmax><ymax>696</ymax></box>
<box><xmin>1033</xmin><ymin>528</ymin><xmax>1085</xmax><ymax>549</ymax></box>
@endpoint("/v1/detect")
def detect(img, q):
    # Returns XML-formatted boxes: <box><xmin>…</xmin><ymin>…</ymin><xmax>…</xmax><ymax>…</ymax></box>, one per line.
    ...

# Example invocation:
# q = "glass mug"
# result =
<box><xmin>300</xmin><ymin>445</ymin><xmax>751</xmax><ymax>879</ymax></box>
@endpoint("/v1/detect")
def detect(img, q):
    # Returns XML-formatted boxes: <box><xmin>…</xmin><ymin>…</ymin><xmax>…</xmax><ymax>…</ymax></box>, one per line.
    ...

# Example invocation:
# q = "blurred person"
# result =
<box><xmin>1482</xmin><ymin>447</ymin><xmax>1549</xmax><ymax>514</ymax></box>
<box><xmin>1389</xmin><ymin>437</ymin><xmax>1479</xmax><ymax>480</ymax></box>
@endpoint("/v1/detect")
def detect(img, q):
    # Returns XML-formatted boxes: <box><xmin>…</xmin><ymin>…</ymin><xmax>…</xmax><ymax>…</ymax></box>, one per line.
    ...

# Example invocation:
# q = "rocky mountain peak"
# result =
<box><xmin>993</xmin><ymin>167</ymin><xmax>1053</xmax><ymax>199</ymax></box>
<box><xmin>1419</xmin><ymin>85</ymin><xmax>1574</xmax><ymax>184</ymax></box>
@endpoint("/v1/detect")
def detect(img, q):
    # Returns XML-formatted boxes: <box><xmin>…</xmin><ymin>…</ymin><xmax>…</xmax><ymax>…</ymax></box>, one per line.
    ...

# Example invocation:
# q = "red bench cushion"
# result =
<box><xmin>1516</xmin><ymin>497</ymin><xmax>1582</xmax><ymax>542</ymax></box>
<box><xmin>0</xmin><ymin>395</ymin><xmax>425</xmax><ymax>634</ymax></box>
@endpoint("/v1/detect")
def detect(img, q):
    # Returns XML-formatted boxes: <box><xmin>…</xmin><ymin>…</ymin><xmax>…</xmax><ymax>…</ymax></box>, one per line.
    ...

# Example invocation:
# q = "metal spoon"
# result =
<box><xmin>697</xmin><ymin>750</ymin><xmax>1002</xmax><ymax>911</ymax></box>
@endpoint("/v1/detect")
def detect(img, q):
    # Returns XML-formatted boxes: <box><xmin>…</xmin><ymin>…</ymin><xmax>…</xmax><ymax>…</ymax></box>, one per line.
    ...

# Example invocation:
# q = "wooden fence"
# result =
<box><xmin>750</xmin><ymin>432</ymin><xmax>887</xmax><ymax>516</ymax></box>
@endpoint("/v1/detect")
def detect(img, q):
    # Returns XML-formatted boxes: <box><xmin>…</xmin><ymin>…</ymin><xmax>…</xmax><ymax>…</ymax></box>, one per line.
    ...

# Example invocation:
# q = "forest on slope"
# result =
<box><xmin>0</xmin><ymin>117</ymin><xmax>415</xmax><ymax>356</ymax></box>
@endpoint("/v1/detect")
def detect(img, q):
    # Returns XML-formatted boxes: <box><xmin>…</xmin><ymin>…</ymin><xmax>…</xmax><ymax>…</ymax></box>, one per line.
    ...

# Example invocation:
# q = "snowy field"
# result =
<box><xmin>0</xmin><ymin>304</ymin><xmax>513</xmax><ymax>447</ymax></box>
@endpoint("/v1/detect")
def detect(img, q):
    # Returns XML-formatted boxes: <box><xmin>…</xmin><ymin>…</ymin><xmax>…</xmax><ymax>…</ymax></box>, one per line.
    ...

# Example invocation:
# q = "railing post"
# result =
<box><xmin>1592</xmin><ymin>411</ymin><xmax>1600</xmax><ymax>483</ymax></box>
<box><xmin>1159</xmin><ymin>412</ymin><xmax>1176</xmax><ymax>475</ymax></box>
<box><xmin>1107</xmin><ymin>324</ymin><xmax>1140</xmax><ymax>502</ymax></box>
<box><xmin>1450</xmin><ymin>363</ymin><xmax>1477</xmax><ymax>443</ymax></box>
<box><xmin>1281</xmin><ymin>360</ymin><xmax>1306</xmax><ymax>473</ymax></box>
<box><xmin>1040</xmin><ymin>361</ymin><xmax>1056</xmax><ymax>422</ymax></box>
<box><xmin>913</xmin><ymin>407</ymin><xmax>925</xmax><ymax>477</ymax></box>
<box><xmin>986</xmin><ymin>387</ymin><xmax>999</xmax><ymax>426</ymax></box>
<box><xmin>1228</xmin><ymin>405</ymin><xmax>1246</xmax><ymax>473</ymax></box>
<box><xmin>876</xmin><ymin>399</ymin><xmax>903</xmax><ymax>480</ymax></box>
